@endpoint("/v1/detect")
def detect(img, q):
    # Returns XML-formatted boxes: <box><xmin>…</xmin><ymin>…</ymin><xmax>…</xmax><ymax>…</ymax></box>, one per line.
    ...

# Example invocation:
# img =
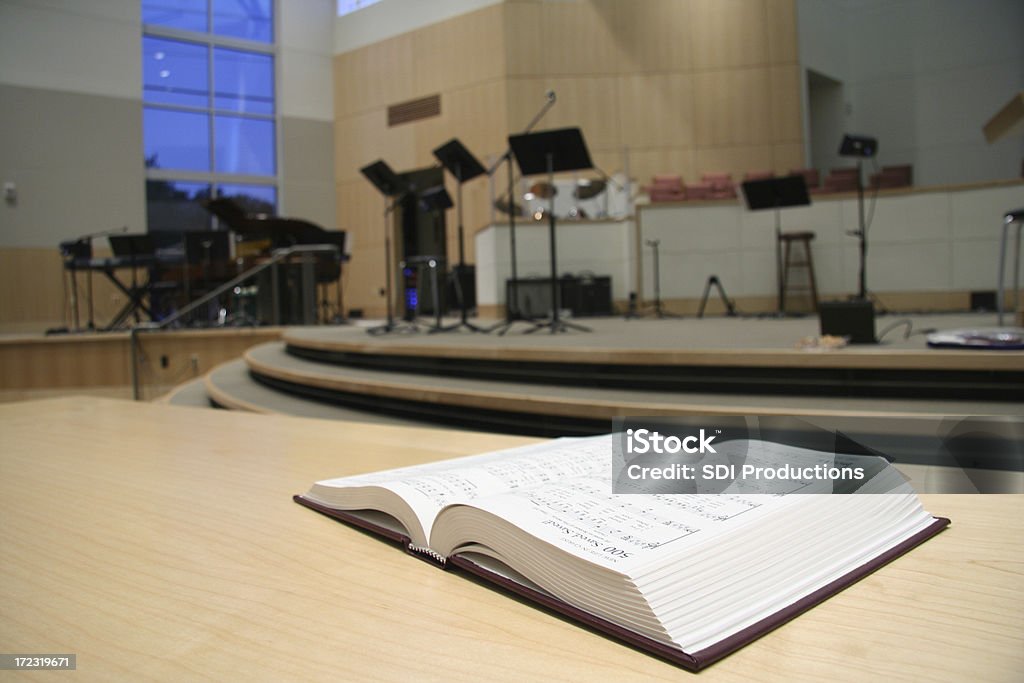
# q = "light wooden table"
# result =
<box><xmin>1</xmin><ymin>398</ymin><xmax>1021</xmax><ymax>682</ymax></box>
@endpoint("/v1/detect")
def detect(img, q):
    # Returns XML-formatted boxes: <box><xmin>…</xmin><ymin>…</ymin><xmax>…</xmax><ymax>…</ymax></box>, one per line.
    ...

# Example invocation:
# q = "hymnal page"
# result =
<box><xmin>433</xmin><ymin>437</ymin><xmax>915</xmax><ymax>573</ymax></box>
<box><xmin>306</xmin><ymin>436</ymin><xmax>610</xmax><ymax>543</ymax></box>
<box><xmin>434</xmin><ymin>478</ymin><xmax>800</xmax><ymax>574</ymax></box>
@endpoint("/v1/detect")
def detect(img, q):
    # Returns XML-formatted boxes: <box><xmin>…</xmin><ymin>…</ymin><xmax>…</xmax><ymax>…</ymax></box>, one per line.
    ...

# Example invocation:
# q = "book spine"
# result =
<box><xmin>406</xmin><ymin>543</ymin><xmax>448</xmax><ymax>568</ymax></box>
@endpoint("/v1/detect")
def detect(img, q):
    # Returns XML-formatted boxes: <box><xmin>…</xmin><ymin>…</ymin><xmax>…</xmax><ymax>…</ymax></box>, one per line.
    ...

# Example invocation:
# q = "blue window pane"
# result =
<box><xmin>218</xmin><ymin>184</ymin><xmax>277</xmax><ymax>215</ymax></box>
<box><xmin>214</xmin><ymin>48</ymin><xmax>274</xmax><ymax>115</ymax></box>
<box><xmin>143</xmin><ymin>0</ymin><xmax>208</xmax><ymax>33</ymax></box>
<box><xmin>213</xmin><ymin>0</ymin><xmax>272</xmax><ymax>43</ymax></box>
<box><xmin>143</xmin><ymin>37</ymin><xmax>209</xmax><ymax>108</ymax></box>
<box><xmin>214</xmin><ymin>115</ymin><xmax>275</xmax><ymax>176</ymax></box>
<box><xmin>337</xmin><ymin>0</ymin><xmax>382</xmax><ymax>17</ymax></box>
<box><xmin>144</xmin><ymin>108</ymin><xmax>211</xmax><ymax>171</ymax></box>
<box><xmin>146</xmin><ymin>180</ymin><xmax>213</xmax><ymax>233</ymax></box>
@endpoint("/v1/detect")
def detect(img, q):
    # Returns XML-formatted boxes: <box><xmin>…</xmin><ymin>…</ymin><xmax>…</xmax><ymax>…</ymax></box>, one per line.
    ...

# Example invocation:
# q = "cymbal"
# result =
<box><xmin>528</xmin><ymin>181</ymin><xmax>557</xmax><ymax>199</ymax></box>
<box><xmin>494</xmin><ymin>196</ymin><xmax>524</xmax><ymax>217</ymax></box>
<box><xmin>574</xmin><ymin>179</ymin><xmax>606</xmax><ymax>200</ymax></box>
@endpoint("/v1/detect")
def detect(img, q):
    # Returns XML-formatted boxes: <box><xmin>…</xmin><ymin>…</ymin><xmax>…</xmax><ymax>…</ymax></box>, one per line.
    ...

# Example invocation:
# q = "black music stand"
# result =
<box><xmin>361</xmin><ymin>160</ymin><xmax>418</xmax><ymax>335</ymax></box>
<box><xmin>741</xmin><ymin>175</ymin><xmax>810</xmax><ymax>316</ymax></box>
<box><xmin>839</xmin><ymin>134</ymin><xmax>877</xmax><ymax>301</ymax></box>
<box><xmin>432</xmin><ymin>139</ymin><xmax>487</xmax><ymax>333</ymax></box>
<box><xmin>509</xmin><ymin>127</ymin><xmax>593</xmax><ymax>334</ymax></box>
<box><xmin>489</xmin><ymin>90</ymin><xmax>557</xmax><ymax>336</ymax></box>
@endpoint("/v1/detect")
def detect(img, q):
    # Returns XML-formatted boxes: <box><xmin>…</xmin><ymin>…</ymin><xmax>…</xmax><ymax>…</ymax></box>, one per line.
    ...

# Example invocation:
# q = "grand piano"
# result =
<box><xmin>203</xmin><ymin>198</ymin><xmax>349</xmax><ymax>325</ymax></box>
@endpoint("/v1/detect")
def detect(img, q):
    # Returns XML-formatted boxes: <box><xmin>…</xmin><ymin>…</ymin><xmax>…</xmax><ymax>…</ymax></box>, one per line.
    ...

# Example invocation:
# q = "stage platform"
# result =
<box><xmin>160</xmin><ymin>312</ymin><xmax>1022</xmax><ymax>439</ymax></box>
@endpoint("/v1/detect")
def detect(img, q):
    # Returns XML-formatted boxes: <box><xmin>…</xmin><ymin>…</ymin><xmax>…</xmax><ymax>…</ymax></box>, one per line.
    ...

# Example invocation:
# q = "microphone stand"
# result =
<box><xmin>489</xmin><ymin>92</ymin><xmax>557</xmax><ymax>336</ymax></box>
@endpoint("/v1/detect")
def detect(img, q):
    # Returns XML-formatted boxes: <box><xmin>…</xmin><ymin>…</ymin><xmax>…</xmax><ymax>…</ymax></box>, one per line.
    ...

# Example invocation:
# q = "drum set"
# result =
<box><xmin>493</xmin><ymin>172</ymin><xmax>631</xmax><ymax>222</ymax></box>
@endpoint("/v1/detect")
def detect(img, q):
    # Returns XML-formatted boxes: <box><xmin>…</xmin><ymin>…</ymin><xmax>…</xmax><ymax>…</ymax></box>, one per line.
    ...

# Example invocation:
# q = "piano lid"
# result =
<box><xmin>203</xmin><ymin>198</ymin><xmax>329</xmax><ymax>247</ymax></box>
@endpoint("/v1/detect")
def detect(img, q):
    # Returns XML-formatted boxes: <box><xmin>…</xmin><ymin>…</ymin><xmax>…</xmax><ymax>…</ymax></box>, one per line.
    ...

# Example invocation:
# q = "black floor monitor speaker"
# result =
<box><xmin>507</xmin><ymin>276</ymin><xmax>612</xmax><ymax>318</ymax></box>
<box><xmin>819</xmin><ymin>299</ymin><xmax>876</xmax><ymax>344</ymax></box>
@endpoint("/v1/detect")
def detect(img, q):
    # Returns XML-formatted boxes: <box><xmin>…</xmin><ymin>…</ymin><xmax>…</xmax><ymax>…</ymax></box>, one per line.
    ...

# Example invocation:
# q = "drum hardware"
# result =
<box><xmin>573</xmin><ymin>178</ymin><xmax>606</xmax><ymax>200</ymax></box>
<box><xmin>493</xmin><ymin>195</ymin><xmax>525</xmax><ymax>217</ymax></box>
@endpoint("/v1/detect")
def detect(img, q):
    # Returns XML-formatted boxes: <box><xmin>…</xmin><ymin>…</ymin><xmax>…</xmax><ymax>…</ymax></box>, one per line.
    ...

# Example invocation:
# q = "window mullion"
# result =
<box><xmin>207</xmin><ymin>39</ymin><xmax>216</xmax><ymax>179</ymax></box>
<box><xmin>143</xmin><ymin>0</ymin><xmax>278</xmax><ymax>229</ymax></box>
<box><xmin>143</xmin><ymin>25</ymin><xmax>273</xmax><ymax>54</ymax></box>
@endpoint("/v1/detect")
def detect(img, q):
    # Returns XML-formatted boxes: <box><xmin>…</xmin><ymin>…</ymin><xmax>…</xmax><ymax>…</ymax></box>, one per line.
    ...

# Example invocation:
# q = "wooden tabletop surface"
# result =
<box><xmin>1</xmin><ymin>398</ymin><xmax>1021</xmax><ymax>682</ymax></box>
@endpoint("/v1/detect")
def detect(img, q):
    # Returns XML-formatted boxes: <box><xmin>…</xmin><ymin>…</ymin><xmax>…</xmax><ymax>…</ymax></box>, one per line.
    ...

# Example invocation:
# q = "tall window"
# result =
<box><xmin>142</xmin><ymin>0</ymin><xmax>277</xmax><ymax>233</ymax></box>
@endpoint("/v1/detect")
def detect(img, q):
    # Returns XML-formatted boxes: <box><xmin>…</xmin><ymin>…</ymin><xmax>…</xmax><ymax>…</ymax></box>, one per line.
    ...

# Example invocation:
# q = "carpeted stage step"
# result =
<box><xmin>169</xmin><ymin>314</ymin><xmax>1022</xmax><ymax>436</ymax></box>
<box><xmin>161</xmin><ymin>377</ymin><xmax>212</xmax><ymax>407</ymax></box>
<box><xmin>210</xmin><ymin>339</ymin><xmax>1021</xmax><ymax>437</ymax></box>
<box><xmin>279</xmin><ymin>317</ymin><xmax>1023</xmax><ymax>402</ymax></box>
<box><xmin>200</xmin><ymin>357</ymin><xmax>437</xmax><ymax>427</ymax></box>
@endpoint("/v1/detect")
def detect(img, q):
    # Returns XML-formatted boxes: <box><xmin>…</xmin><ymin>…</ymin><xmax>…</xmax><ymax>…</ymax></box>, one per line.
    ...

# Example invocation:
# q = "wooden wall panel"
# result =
<box><xmin>0</xmin><ymin>248</ymin><xmax>132</xmax><ymax>331</ymax></box>
<box><xmin>504</xmin><ymin>1</ymin><xmax>544</xmax><ymax>77</ymax></box>
<box><xmin>689</xmin><ymin>0</ymin><xmax>769</xmax><ymax>70</ymax></box>
<box><xmin>443</xmin><ymin>80</ymin><xmax>509</xmax><ymax>160</ymax></box>
<box><xmin>540</xmin><ymin>0</ymin><xmax>623</xmax><ymax>75</ymax></box>
<box><xmin>765</xmin><ymin>0</ymin><xmax>799</xmax><ymax>64</ymax></box>
<box><xmin>334</xmin><ymin>109</ymin><xmax>416</xmax><ymax>183</ymax></box>
<box><xmin>589</xmin><ymin>149</ymin><xmax>630</xmax><ymax>181</ymax></box>
<box><xmin>772</xmin><ymin>143</ymin><xmax>806</xmax><ymax>174</ymax></box>
<box><xmin>337</xmin><ymin>181</ymin><xmax>383</xmax><ymax>248</ymax></box>
<box><xmin>612</xmin><ymin>0</ymin><xmax>693</xmax><ymax>73</ymax></box>
<box><xmin>695</xmin><ymin>145</ymin><xmax>775</xmax><ymax>179</ymax></box>
<box><xmin>0</xmin><ymin>337</ymin><xmax>126</xmax><ymax>388</ymax></box>
<box><xmin>770</xmin><ymin>64</ymin><xmax>804</xmax><ymax>142</ymax></box>
<box><xmin>0</xmin><ymin>329</ymin><xmax>281</xmax><ymax>392</ymax></box>
<box><xmin>507</xmin><ymin>76</ymin><xmax>622</xmax><ymax>151</ymax></box>
<box><xmin>333</xmin><ymin>0</ymin><xmax>805</xmax><ymax>315</ymax></box>
<box><xmin>694</xmin><ymin>68</ymin><xmax>774</xmax><ymax>147</ymax></box>
<box><xmin>333</xmin><ymin>34</ymin><xmax>415</xmax><ymax>118</ymax></box>
<box><xmin>413</xmin><ymin>4</ymin><xmax>505</xmax><ymax>95</ymax></box>
<box><xmin>336</xmin><ymin>179</ymin><xmax>387</xmax><ymax>317</ymax></box>
<box><xmin>618</xmin><ymin>74</ymin><xmax>696</xmax><ymax>148</ymax></box>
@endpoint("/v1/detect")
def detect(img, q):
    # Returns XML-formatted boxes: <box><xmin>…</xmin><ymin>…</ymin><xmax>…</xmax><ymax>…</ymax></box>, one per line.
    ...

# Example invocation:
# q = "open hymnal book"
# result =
<box><xmin>295</xmin><ymin>435</ymin><xmax>948</xmax><ymax>670</ymax></box>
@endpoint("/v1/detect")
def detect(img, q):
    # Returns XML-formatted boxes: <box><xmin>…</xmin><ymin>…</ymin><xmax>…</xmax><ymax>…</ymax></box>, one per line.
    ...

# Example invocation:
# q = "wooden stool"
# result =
<box><xmin>780</xmin><ymin>232</ymin><xmax>819</xmax><ymax>313</ymax></box>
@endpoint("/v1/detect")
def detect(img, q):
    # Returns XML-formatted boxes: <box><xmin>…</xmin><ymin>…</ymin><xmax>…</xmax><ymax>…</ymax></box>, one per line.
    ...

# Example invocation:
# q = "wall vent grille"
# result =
<box><xmin>387</xmin><ymin>94</ymin><xmax>441</xmax><ymax>126</ymax></box>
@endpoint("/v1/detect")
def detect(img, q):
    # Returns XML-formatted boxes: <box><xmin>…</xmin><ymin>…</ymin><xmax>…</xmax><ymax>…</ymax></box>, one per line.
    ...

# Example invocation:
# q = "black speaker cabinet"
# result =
<box><xmin>571</xmin><ymin>276</ymin><xmax>613</xmax><ymax>316</ymax></box>
<box><xmin>819</xmin><ymin>299</ymin><xmax>876</xmax><ymax>344</ymax></box>
<box><xmin>507</xmin><ymin>276</ymin><xmax>612</xmax><ymax>318</ymax></box>
<box><xmin>446</xmin><ymin>265</ymin><xmax>476</xmax><ymax>312</ymax></box>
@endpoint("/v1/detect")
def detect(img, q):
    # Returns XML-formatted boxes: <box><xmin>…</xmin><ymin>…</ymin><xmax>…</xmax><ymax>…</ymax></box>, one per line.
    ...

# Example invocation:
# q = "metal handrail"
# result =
<box><xmin>130</xmin><ymin>244</ymin><xmax>340</xmax><ymax>400</ymax></box>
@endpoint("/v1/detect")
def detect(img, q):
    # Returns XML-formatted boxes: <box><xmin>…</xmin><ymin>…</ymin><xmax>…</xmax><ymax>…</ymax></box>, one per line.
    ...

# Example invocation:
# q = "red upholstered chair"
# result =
<box><xmin>743</xmin><ymin>170</ymin><xmax>774</xmax><ymax>181</ymax></box>
<box><xmin>683</xmin><ymin>181</ymin><xmax>713</xmax><ymax>200</ymax></box>
<box><xmin>701</xmin><ymin>172</ymin><xmax>737</xmax><ymax>199</ymax></box>
<box><xmin>821</xmin><ymin>167</ymin><xmax>860</xmax><ymax>193</ymax></box>
<box><xmin>647</xmin><ymin>174</ymin><xmax>685</xmax><ymax>202</ymax></box>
